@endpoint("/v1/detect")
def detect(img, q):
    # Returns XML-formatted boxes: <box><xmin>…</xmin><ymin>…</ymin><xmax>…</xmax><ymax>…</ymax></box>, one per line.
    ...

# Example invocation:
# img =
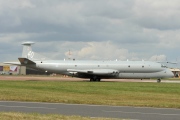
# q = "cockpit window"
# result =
<box><xmin>161</xmin><ymin>64</ymin><xmax>167</xmax><ymax>68</ymax></box>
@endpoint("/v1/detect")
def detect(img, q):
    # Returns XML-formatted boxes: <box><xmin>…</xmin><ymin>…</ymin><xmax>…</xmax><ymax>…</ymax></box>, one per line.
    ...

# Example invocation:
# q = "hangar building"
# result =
<box><xmin>170</xmin><ymin>68</ymin><xmax>180</xmax><ymax>78</ymax></box>
<box><xmin>0</xmin><ymin>63</ymin><xmax>47</xmax><ymax>75</ymax></box>
<box><xmin>0</xmin><ymin>63</ymin><xmax>26</xmax><ymax>75</ymax></box>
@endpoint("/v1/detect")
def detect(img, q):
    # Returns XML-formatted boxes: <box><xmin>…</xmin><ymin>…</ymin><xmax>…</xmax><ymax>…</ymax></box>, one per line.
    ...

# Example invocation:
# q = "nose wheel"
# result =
<box><xmin>157</xmin><ymin>79</ymin><xmax>161</xmax><ymax>83</ymax></box>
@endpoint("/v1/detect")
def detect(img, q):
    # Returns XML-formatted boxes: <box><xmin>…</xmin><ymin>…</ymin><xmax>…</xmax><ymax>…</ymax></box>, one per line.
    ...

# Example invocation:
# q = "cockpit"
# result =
<box><xmin>161</xmin><ymin>64</ymin><xmax>167</xmax><ymax>68</ymax></box>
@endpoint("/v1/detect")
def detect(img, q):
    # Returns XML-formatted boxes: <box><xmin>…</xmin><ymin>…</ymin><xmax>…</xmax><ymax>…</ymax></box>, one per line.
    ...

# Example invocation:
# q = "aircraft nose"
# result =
<box><xmin>167</xmin><ymin>70</ymin><xmax>174</xmax><ymax>78</ymax></box>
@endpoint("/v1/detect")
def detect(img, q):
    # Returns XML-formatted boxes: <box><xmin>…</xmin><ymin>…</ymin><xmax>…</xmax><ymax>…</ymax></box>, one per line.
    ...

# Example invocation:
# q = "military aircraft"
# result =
<box><xmin>5</xmin><ymin>42</ymin><xmax>174</xmax><ymax>82</ymax></box>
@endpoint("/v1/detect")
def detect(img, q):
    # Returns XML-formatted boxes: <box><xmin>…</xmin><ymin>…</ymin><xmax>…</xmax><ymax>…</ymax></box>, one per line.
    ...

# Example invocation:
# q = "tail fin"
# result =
<box><xmin>21</xmin><ymin>41</ymin><xmax>49</xmax><ymax>61</ymax></box>
<box><xmin>22</xmin><ymin>41</ymin><xmax>35</xmax><ymax>59</ymax></box>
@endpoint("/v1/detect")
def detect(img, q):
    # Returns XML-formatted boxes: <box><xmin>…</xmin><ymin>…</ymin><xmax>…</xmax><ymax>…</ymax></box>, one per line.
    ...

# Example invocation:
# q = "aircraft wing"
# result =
<box><xmin>157</xmin><ymin>61</ymin><xmax>178</xmax><ymax>64</ymax></box>
<box><xmin>67</xmin><ymin>69</ymin><xmax>119</xmax><ymax>75</ymax></box>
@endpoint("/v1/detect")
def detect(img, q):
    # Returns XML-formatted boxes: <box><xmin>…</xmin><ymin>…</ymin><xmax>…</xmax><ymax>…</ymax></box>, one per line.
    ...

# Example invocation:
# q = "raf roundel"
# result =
<box><xmin>28</xmin><ymin>51</ymin><xmax>34</xmax><ymax>58</ymax></box>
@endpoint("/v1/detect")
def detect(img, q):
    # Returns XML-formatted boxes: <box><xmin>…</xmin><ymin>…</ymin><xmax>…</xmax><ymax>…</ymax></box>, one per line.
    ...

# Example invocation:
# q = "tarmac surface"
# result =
<box><xmin>0</xmin><ymin>75</ymin><xmax>180</xmax><ymax>83</ymax></box>
<box><xmin>0</xmin><ymin>101</ymin><xmax>180</xmax><ymax>120</ymax></box>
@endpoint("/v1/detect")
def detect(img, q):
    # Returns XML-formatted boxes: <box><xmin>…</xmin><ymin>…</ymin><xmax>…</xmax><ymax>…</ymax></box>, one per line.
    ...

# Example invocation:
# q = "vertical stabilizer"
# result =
<box><xmin>22</xmin><ymin>42</ymin><xmax>35</xmax><ymax>59</ymax></box>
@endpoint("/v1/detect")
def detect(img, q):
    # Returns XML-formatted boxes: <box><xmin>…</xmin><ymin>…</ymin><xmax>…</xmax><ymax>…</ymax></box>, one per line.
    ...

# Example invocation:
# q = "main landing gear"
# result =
<box><xmin>90</xmin><ymin>76</ymin><xmax>101</xmax><ymax>82</ymax></box>
<box><xmin>157</xmin><ymin>78</ymin><xmax>161</xmax><ymax>83</ymax></box>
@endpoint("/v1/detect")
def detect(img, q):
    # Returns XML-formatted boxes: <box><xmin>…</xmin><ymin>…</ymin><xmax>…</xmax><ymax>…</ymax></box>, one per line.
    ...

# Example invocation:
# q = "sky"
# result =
<box><xmin>0</xmin><ymin>0</ymin><xmax>180</xmax><ymax>68</ymax></box>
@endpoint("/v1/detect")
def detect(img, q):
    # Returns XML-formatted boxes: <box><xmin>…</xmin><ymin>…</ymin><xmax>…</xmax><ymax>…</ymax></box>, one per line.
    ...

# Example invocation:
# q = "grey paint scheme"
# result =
<box><xmin>4</xmin><ymin>42</ymin><xmax>174</xmax><ymax>80</ymax></box>
<box><xmin>33</xmin><ymin>60</ymin><xmax>173</xmax><ymax>79</ymax></box>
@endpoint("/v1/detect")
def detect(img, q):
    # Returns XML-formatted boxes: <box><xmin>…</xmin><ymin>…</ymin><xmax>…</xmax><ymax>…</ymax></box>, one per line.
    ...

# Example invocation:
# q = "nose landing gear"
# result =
<box><xmin>157</xmin><ymin>78</ymin><xmax>161</xmax><ymax>83</ymax></box>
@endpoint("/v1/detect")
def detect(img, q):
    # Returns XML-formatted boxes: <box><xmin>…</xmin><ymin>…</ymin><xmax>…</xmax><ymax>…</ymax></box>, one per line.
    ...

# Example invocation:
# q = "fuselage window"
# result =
<box><xmin>75</xmin><ymin>65</ymin><xmax>77</xmax><ymax>67</ymax></box>
<box><xmin>142</xmin><ymin>66</ymin><xmax>144</xmax><ymax>68</ymax></box>
<box><xmin>128</xmin><ymin>65</ymin><xmax>130</xmax><ymax>67</ymax></box>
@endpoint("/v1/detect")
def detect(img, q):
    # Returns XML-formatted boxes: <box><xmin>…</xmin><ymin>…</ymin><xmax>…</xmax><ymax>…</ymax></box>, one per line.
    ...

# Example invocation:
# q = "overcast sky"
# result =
<box><xmin>0</xmin><ymin>0</ymin><xmax>180</xmax><ymax>67</ymax></box>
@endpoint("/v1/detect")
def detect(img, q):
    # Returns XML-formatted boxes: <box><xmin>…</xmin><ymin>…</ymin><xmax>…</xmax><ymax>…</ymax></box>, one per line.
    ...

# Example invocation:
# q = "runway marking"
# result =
<box><xmin>103</xmin><ymin>110</ymin><xmax>180</xmax><ymax>116</ymax></box>
<box><xmin>0</xmin><ymin>105</ymin><xmax>56</xmax><ymax>110</ymax></box>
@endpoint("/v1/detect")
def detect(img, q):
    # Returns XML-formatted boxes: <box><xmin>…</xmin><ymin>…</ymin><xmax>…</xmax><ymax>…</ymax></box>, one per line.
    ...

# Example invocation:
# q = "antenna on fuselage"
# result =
<box><xmin>68</xmin><ymin>49</ymin><xmax>72</xmax><ymax>60</ymax></box>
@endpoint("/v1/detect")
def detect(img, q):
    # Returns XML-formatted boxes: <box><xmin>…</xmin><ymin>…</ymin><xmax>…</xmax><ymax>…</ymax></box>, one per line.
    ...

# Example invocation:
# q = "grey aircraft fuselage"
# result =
<box><xmin>4</xmin><ymin>42</ymin><xmax>174</xmax><ymax>82</ymax></box>
<box><xmin>27</xmin><ymin>59</ymin><xmax>173</xmax><ymax>80</ymax></box>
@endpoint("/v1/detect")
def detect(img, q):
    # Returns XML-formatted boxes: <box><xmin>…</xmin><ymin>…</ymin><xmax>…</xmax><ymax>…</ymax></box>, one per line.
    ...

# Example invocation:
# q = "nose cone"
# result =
<box><xmin>166</xmin><ymin>69</ymin><xmax>174</xmax><ymax>78</ymax></box>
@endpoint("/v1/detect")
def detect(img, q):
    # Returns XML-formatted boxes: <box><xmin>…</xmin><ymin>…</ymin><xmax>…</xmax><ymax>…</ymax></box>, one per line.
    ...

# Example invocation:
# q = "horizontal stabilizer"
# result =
<box><xmin>18</xmin><ymin>58</ymin><xmax>36</xmax><ymax>65</ymax></box>
<box><xmin>3</xmin><ymin>61</ymin><xmax>21</xmax><ymax>65</ymax></box>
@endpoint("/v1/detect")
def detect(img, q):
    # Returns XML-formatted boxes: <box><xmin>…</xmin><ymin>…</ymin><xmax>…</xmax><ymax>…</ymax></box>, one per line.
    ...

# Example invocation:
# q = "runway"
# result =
<box><xmin>0</xmin><ymin>101</ymin><xmax>179</xmax><ymax>120</ymax></box>
<box><xmin>1</xmin><ymin>76</ymin><xmax>180</xmax><ymax>83</ymax></box>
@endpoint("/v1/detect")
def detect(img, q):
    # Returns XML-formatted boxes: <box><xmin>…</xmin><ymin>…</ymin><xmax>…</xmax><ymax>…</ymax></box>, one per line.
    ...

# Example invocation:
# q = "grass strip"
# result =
<box><xmin>0</xmin><ymin>112</ymin><xmax>121</xmax><ymax>120</ymax></box>
<box><xmin>0</xmin><ymin>80</ymin><xmax>180</xmax><ymax>108</ymax></box>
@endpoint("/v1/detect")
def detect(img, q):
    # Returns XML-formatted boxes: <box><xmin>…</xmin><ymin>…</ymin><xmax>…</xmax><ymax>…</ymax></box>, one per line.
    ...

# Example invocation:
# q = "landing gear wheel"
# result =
<box><xmin>90</xmin><ymin>77</ymin><xmax>101</xmax><ymax>82</ymax></box>
<box><xmin>90</xmin><ymin>78</ymin><xmax>93</xmax><ymax>82</ymax></box>
<box><xmin>96</xmin><ymin>78</ymin><xmax>101</xmax><ymax>82</ymax></box>
<box><xmin>157</xmin><ymin>79</ymin><xmax>161</xmax><ymax>83</ymax></box>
